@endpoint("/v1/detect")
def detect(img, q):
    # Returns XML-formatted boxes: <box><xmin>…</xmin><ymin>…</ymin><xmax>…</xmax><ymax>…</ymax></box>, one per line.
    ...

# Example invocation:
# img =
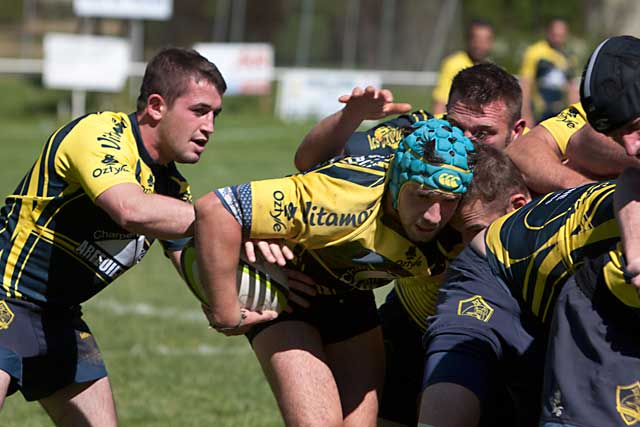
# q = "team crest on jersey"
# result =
<box><xmin>616</xmin><ymin>381</ymin><xmax>640</xmax><ymax>425</ymax></box>
<box><xmin>457</xmin><ymin>295</ymin><xmax>494</xmax><ymax>322</ymax></box>
<box><xmin>0</xmin><ymin>300</ymin><xmax>15</xmax><ymax>330</ymax></box>
<box><xmin>368</xmin><ymin>126</ymin><xmax>402</xmax><ymax>151</ymax></box>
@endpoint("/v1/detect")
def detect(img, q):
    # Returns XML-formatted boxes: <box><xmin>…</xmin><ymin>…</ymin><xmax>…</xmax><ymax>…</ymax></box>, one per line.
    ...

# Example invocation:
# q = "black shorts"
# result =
<box><xmin>377</xmin><ymin>288</ymin><xmax>425</xmax><ymax>425</ymax></box>
<box><xmin>0</xmin><ymin>298</ymin><xmax>107</xmax><ymax>401</ymax></box>
<box><xmin>422</xmin><ymin>246</ymin><xmax>545</xmax><ymax>426</ymax></box>
<box><xmin>245</xmin><ymin>287</ymin><xmax>379</xmax><ymax>345</ymax></box>
<box><xmin>541</xmin><ymin>257</ymin><xmax>640</xmax><ymax>427</ymax></box>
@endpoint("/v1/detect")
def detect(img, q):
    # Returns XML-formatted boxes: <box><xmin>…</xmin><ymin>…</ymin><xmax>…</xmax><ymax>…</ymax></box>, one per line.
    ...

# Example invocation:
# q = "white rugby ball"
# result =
<box><xmin>180</xmin><ymin>240</ymin><xmax>288</xmax><ymax>312</ymax></box>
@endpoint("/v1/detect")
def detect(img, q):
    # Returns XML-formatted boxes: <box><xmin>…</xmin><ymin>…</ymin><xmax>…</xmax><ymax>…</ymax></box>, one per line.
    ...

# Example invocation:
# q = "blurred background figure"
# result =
<box><xmin>431</xmin><ymin>19</ymin><xmax>494</xmax><ymax>115</ymax></box>
<box><xmin>519</xmin><ymin>17</ymin><xmax>579</xmax><ymax>127</ymax></box>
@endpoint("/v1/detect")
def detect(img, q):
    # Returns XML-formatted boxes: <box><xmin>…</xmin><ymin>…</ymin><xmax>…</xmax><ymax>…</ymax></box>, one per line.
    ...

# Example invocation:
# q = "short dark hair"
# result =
<box><xmin>448</xmin><ymin>63</ymin><xmax>522</xmax><ymax>127</ymax></box>
<box><xmin>464</xmin><ymin>144</ymin><xmax>528</xmax><ymax>208</ymax></box>
<box><xmin>136</xmin><ymin>47</ymin><xmax>227</xmax><ymax>113</ymax></box>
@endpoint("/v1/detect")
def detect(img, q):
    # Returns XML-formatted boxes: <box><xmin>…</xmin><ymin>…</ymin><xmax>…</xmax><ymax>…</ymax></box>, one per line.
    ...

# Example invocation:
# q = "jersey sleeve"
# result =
<box><xmin>215</xmin><ymin>157</ymin><xmax>387</xmax><ymax>248</ymax></box>
<box><xmin>54</xmin><ymin>113</ymin><xmax>140</xmax><ymax>201</ymax></box>
<box><xmin>539</xmin><ymin>103</ymin><xmax>586</xmax><ymax>155</ymax></box>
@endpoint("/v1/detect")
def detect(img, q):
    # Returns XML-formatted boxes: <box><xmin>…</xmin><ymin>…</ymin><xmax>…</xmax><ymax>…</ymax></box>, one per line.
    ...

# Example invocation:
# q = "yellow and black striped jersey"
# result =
<box><xmin>216</xmin><ymin>150</ymin><xmax>460</xmax><ymax>294</ymax></box>
<box><xmin>0</xmin><ymin>112</ymin><xmax>191</xmax><ymax>306</ymax></box>
<box><xmin>484</xmin><ymin>181</ymin><xmax>640</xmax><ymax>324</ymax></box>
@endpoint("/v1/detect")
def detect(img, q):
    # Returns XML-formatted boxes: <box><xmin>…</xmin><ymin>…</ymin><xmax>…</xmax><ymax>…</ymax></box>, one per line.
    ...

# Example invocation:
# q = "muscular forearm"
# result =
<box><xmin>193</xmin><ymin>192</ymin><xmax>243</xmax><ymax>327</ymax></box>
<box><xmin>96</xmin><ymin>183</ymin><xmax>194</xmax><ymax>239</ymax></box>
<box><xmin>565</xmin><ymin>125</ymin><xmax>640</xmax><ymax>178</ymax></box>
<box><xmin>294</xmin><ymin>108</ymin><xmax>363</xmax><ymax>171</ymax></box>
<box><xmin>294</xmin><ymin>86</ymin><xmax>411</xmax><ymax>171</ymax></box>
<box><xmin>506</xmin><ymin>127</ymin><xmax>592</xmax><ymax>194</ymax></box>
<box><xmin>123</xmin><ymin>193</ymin><xmax>194</xmax><ymax>239</ymax></box>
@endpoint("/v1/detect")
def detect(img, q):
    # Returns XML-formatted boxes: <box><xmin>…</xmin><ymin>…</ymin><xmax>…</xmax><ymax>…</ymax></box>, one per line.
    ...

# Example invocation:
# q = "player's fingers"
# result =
<box><xmin>364</xmin><ymin>85</ymin><xmax>377</xmax><ymax>97</ymax></box>
<box><xmin>338</xmin><ymin>94</ymin><xmax>352</xmax><ymax>103</ymax></box>
<box><xmin>243</xmin><ymin>241</ymin><xmax>257</xmax><ymax>263</ymax></box>
<box><xmin>256</xmin><ymin>240</ymin><xmax>276</xmax><ymax>264</ymax></box>
<box><xmin>385</xmin><ymin>102</ymin><xmax>413</xmax><ymax>115</ymax></box>
<box><xmin>244</xmin><ymin>309</ymin><xmax>279</xmax><ymax>324</ymax></box>
<box><xmin>351</xmin><ymin>86</ymin><xmax>364</xmax><ymax>97</ymax></box>
<box><xmin>282</xmin><ymin>245</ymin><xmax>295</xmax><ymax>261</ymax></box>
<box><xmin>380</xmin><ymin>88</ymin><xmax>393</xmax><ymax>102</ymax></box>
<box><xmin>268</xmin><ymin>242</ymin><xmax>288</xmax><ymax>266</ymax></box>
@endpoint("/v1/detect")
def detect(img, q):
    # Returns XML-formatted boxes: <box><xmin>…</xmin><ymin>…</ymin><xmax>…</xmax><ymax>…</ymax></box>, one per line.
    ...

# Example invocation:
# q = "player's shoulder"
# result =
<box><xmin>73</xmin><ymin>111</ymin><xmax>132</xmax><ymax>129</ymax></box>
<box><xmin>61</xmin><ymin>111</ymin><xmax>134</xmax><ymax>145</ymax></box>
<box><xmin>311</xmin><ymin>153</ymin><xmax>390</xmax><ymax>186</ymax></box>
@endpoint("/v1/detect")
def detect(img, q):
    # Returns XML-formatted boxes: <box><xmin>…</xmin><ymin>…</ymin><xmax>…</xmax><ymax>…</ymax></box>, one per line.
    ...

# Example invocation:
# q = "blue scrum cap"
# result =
<box><xmin>389</xmin><ymin>118</ymin><xmax>475</xmax><ymax>208</ymax></box>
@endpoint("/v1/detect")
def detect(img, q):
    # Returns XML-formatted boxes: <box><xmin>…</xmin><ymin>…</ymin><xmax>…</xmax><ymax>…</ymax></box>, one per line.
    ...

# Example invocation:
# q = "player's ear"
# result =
<box><xmin>146</xmin><ymin>94</ymin><xmax>166</xmax><ymax>120</ymax></box>
<box><xmin>508</xmin><ymin>192</ymin><xmax>529</xmax><ymax>211</ymax></box>
<box><xmin>511</xmin><ymin>118</ymin><xmax>527</xmax><ymax>139</ymax></box>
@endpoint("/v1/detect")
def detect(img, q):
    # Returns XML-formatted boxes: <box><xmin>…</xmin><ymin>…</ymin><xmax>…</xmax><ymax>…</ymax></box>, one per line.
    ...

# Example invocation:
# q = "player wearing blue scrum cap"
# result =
<box><xmin>193</xmin><ymin>117</ymin><xmax>475</xmax><ymax>427</ymax></box>
<box><xmin>389</xmin><ymin>118</ymin><xmax>475</xmax><ymax>204</ymax></box>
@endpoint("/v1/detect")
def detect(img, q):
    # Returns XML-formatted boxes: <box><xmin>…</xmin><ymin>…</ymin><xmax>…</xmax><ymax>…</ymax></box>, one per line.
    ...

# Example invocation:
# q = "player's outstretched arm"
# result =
<box><xmin>96</xmin><ymin>182</ymin><xmax>194</xmax><ymax>240</ymax></box>
<box><xmin>194</xmin><ymin>192</ymin><xmax>278</xmax><ymax>332</ymax></box>
<box><xmin>505</xmin><ymin>125</ymin><xmax>591</xmax><ymax>194</ymax></box>
<box><xmin>564</xmin><ymin>125</ymin><xmax>640</xmax><ymax>178</ymax></box>
<box><xmin>294</xmin><ymin>85</ymin><xmax>411</xmax><ymax>171</ymax></box>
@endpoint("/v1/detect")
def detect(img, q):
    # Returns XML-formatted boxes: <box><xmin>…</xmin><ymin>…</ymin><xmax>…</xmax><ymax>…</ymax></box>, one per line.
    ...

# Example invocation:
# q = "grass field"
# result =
<box><xmin>0</xmin><ymin>77</ymin><xmax>430</xmax><ymax>426</ymax></box>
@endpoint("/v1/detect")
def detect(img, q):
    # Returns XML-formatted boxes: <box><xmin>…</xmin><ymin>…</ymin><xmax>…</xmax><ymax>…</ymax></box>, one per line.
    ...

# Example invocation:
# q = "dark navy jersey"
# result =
<box><xmin>484</xmin><ymin>181</ymin><xmax>640</xmax><ymax>324</ymax></box>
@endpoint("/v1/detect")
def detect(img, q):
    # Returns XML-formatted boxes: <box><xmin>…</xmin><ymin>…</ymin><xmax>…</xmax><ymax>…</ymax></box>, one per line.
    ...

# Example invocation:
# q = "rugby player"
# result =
<box><xmin>193</xmin><ymin>117</ymin><xmax>475</xmax><ymax>427</ymax></box>
<box><xmin>0</xmin><ymin>48</ymin><xmax>225</xmax><ymax>425</ymax></box>
<box><xmin>294</xmin><ymin>63</ymin><xmax>532</xmax><ymax>426</ymax></box>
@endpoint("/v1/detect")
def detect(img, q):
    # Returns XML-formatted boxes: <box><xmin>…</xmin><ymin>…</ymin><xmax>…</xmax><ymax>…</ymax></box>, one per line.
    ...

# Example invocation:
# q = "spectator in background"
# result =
<box><xmin>431</xmin><ymin>19</ymin><xmax>495</xmax><ymax>116</ymax></box>
<box><xmin>520</xmin><ymin>17</ymin><xmax>579</xmax><ymax>127</ymax></box>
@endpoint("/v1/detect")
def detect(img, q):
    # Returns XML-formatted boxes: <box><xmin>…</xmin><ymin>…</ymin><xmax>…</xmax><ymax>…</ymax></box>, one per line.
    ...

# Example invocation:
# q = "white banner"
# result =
<box><xmin>73</xmin><ymin>0</ymin><xmax>173</xmax><ymax>20</ymax></box>
<box><xmin>276</xmin><ymin>69</ymin><xmax>382</xmax><ymax>121</ymax></box>
<box><xmin>193</xmin><ymin>43</ymin><xmax>274</xmax><ymax>96</ymax></box>
<box><xmin>43</xmin><ymin>33</ymin><xmax>130</xmax><ymax>92</ymax></box>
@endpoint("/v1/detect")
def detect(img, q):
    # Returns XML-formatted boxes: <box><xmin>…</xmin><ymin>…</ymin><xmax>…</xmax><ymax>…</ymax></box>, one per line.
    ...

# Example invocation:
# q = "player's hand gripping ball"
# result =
<box><xmin>180</xmin><ymin>240</ymin><xmax>288</xmax><ymax>312</ymax></box>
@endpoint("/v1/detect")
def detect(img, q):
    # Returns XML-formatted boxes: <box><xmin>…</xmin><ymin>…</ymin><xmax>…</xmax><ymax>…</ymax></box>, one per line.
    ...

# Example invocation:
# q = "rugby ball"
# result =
<box><xmin>180</xmin><ymin>240</ymin><xmax>288</xmax><ymax>312</ymax></box>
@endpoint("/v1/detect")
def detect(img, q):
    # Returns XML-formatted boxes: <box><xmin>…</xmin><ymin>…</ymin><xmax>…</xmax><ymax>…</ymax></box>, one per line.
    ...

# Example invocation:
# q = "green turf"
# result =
<box><xmin>0</xmin><ymin>79</ymin><xmax>400</xmax><ymax>426</ymax></box>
